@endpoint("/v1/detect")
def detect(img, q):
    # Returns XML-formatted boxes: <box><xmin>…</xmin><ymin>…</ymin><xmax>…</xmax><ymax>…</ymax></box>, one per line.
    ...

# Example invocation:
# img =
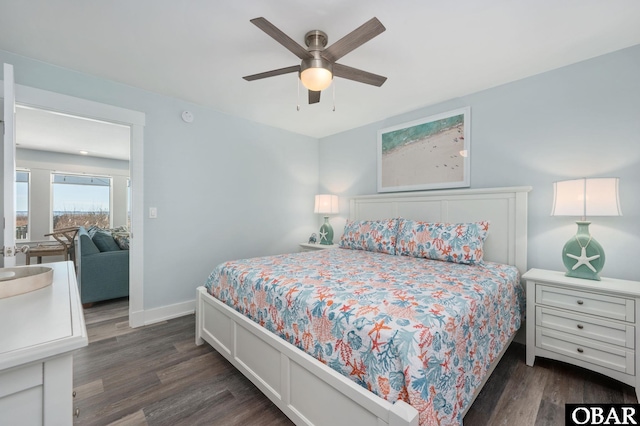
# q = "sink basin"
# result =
<box><xmin>0</xmin><ymin>266</ymin><xmax>54</xmax><ymax>299</ymax></box>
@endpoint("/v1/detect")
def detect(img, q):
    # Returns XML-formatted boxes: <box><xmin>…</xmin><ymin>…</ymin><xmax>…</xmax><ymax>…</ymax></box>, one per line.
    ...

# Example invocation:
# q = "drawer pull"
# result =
<box><xmin>577</xmin><ymin>324</ymin><xmax>584</xmax><ymax>330</ymax></box>
<box><xmin>73</xmin><ymin>391</ymin><xmax>76</xmax><ymax>398</ymax></box>
<box><xmin>577</xmin><ymin>347</ymin><xmax>584</xmax><ymax>353</ymax></box>
<box><xmin>75</xmin><ymin>408</ymin><xmax>80</xmax><ymax>417</ymax></box>
<box><xmin>577</xmin><ymin>300</ymin><xmax>584</xmax><ymax>305</ymax></box>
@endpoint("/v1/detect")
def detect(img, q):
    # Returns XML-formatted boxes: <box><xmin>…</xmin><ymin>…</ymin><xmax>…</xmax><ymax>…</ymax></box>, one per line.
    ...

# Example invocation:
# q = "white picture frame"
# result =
<box><xmin>377</xmin><ymin>107</ymin><xmax>471</xmax><ymax>192</ymax></box>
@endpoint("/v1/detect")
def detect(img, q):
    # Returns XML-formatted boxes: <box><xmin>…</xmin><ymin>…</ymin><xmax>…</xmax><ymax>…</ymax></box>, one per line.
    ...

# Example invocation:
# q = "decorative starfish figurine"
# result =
<box><xmin>319</xmin><ymin>229</ymin><xmax>328</xmax><ymax>242</ymax></box>
<box><xmin>566</xmin><ymin>247</ymin><xmax>600</xmax><ymax>272</ymax></box>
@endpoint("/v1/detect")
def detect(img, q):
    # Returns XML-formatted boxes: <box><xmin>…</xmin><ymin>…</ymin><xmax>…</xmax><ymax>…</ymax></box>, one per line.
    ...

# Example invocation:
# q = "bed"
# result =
<box><xmin>196</xmin><ymin>186</ymin><xmax>531</xmax><ymax>426</ymax></box>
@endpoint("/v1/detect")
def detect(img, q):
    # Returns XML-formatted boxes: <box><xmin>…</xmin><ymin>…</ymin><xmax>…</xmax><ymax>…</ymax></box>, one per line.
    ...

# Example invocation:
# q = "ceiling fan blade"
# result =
<box><xmin>243</xmin><ymin>65</ymin><xmax>300</xmax><ymax>81</ymax></box>
<box><xmin>322</xmin><ymin>17</ymin><xmax>386</xmax><ymax>63</ymax></box>
<box><xmin>308</xmin><ymin>90</ymin><xmax>321</xmax><ymax>104</ymax></box>
<box><xmin>250</xmin><ymin>17</ymin><xmax>313</xmax><ymax>60</ymax></box>
<box><xmin>333</xmin><ymin>63</ymin><xmax>387</xmax><ymax>87</ymax></box>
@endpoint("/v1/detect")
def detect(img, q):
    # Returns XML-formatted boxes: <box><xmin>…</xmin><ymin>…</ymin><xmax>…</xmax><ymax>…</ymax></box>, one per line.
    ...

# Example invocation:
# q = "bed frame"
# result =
<box><xmin>196</xmin><ymin>186</ymin><xmax>531</xmax><ymax>426</ymax></box>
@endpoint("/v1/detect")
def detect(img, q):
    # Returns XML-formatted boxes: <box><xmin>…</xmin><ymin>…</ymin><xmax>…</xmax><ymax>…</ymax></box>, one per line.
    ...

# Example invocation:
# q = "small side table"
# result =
<box><xmin>26</xmin><ymin>227</ymin><xmax>79</xmax><ymax>267</ymax></box>
<box><xmin>26</xmin><ymin>244</ymin><xmax>70</xmax><ymax>265</ymax></box>
<box><xmin>299</xmin><ymin>243</ymin><xmax>338</xmax><ymax>252</ymax></box>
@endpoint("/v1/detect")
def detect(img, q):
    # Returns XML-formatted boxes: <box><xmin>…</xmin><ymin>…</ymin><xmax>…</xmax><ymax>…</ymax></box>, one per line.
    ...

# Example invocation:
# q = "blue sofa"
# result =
<box><xmin>77</xmin><ymin>226</ymin><xmax>129</xmax><ymax>306</ymax></box>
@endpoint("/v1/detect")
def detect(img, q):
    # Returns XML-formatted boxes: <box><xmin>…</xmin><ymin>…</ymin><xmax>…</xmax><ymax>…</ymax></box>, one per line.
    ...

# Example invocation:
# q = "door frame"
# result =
<box><xmin>2</xmin><ymin>64</ymin><xmax>16</xmax><ymax>267</ymax></box>
<box><xmin>0</xmin><ymin>80</ymin><xmax>146</xmax><ymax>327</ymax></box>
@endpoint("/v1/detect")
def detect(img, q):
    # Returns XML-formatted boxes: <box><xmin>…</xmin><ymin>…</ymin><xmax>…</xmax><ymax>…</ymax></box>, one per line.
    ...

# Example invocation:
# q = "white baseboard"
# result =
<box><xmin>128</xmin><ymin>299</ymin><xmax>195</xmax><ymax>328</ymax></box>
<box><xmin>129</xmin><ymin>309</ymin><xmax>145</xmax><ymax>328</ymax></box>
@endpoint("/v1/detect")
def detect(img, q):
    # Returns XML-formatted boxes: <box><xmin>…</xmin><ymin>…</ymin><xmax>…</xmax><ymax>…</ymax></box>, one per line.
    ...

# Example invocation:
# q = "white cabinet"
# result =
<box><xmin>0</xmin><ymin>262</ymin><xmax>87</xmax><ymax>425</ymax></box>
<box><xmin>524</xmin><ymin>268</ymin><xmax>640</xmax><ymax>400</ymax></box>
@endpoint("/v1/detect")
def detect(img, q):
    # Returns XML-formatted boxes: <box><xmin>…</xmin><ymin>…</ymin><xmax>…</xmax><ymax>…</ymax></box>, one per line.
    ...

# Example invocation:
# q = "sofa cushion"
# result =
<box><xmin>110</xmin><ymin>226</ymin><xmax>130</xmax><ymax>250</ymax></box>
<box><xmin>87</xmin><ymin>225</ymin><xmax>101</xmax><ymax>239</ymax></box>
<box><xmin>79</xmin><ymin>235</ymin><xmax>100</xmax><ymax>256</ymax></box>
<box><xmin>113</xmin><ymin>234</ymin><xmax>130</xmax><ymax>250</ymax></box>
<box><xmin>92</xmin><ymin>230</ymin><xmax>121</xmax><ymax>252</ymax></box>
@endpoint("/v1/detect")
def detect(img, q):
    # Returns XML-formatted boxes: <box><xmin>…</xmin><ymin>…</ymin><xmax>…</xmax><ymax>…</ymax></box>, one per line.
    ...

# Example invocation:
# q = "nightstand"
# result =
<box><xmin>524</xmin><ymin>268</ymin><xmax>640</xmax><ymax>400</ymax></box>
<box><xmin>299</xmin><ymin>243</ymin><xmax>337</xmax><ymax>252</ymax></box>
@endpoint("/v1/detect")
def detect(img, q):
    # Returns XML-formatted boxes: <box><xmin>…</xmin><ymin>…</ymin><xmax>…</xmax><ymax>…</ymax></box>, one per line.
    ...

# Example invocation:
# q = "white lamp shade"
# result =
<box><xmin>300</xmin><ymin>67</ymin><xmax>333</xmax><ymax>91</ymax></box>
<box><xmin>551</xmin><ymin>178</ymin><xmax>622</xmax><ymax>218</ymax></box>
<box><xmin>314</xmin><ymin>194</ymin><xmax>339</xmax><ymax>215</ymax></box>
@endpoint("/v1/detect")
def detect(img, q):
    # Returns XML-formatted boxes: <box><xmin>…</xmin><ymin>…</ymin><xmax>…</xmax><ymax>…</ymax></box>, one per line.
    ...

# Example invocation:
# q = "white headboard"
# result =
<box><xmin>349</xmin><ymin>186</ymin><xmax>532</xmax><ymax>275</ymax></box>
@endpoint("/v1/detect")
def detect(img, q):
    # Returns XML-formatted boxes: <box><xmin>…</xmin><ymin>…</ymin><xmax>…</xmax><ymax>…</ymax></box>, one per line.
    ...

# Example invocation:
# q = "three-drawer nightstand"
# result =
<box><xmin>299</xmin><ymin>243</ymin><xmax>338</xmax><ymax>252</ymax></box>
<box><xmin>524</xmin><ymin>268</ymin><xmax>640</xmax><ymax>400</ymax></box>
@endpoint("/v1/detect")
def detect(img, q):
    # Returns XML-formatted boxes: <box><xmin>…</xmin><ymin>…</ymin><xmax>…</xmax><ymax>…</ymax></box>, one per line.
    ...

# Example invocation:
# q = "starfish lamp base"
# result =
<box><xmin>562</xmin><ymin>221</ymin><xmax>605</xmax><ymax>281</ymax></box>
<box><xmin>318</xmin><ymin>216</ymin><xmax>334</xmax><ymax>245</ymax></box>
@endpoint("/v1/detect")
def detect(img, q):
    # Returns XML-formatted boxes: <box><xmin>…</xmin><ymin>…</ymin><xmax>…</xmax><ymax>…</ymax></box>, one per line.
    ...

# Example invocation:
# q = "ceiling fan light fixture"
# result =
<box><xmin>300</xmin><ymin>67</ymin><xmax>333</xmax><ymax>91</ymax></box>
<box><xmin>300</xmin><ymin>55</ymin><xmax>333</xmax><ymax>91</ymax></box>
<box><xmin>243</xmin><ymin>17</ymin><xmax>386</xmax><ymax>103</ymax></box>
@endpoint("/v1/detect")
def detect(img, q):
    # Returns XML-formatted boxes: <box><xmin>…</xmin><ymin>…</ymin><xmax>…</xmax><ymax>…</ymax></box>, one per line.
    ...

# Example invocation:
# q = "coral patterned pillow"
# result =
<box><xmin>396</xmin><ymin>219</ymin><xmax>490</xmax><ymax>264</ymax></box>
<box><xmin>339</xmin><ymin>219</ymin><xmax>400</xmax><ymax>255</ymax></box>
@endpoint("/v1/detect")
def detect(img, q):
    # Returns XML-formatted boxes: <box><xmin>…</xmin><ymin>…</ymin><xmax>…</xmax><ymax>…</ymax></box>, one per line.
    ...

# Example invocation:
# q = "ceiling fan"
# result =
<box><xmin>243</xmin><ymin>17</ymin><xmax>387</xmax><ymax>104</ymax></box>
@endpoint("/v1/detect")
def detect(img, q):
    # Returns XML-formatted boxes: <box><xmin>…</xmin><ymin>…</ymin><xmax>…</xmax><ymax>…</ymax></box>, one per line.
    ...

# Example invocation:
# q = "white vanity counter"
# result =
<box><xmin>0</xmin><ymin>261</ymin><xmax>88</xmax><ymax>425</ymax></box>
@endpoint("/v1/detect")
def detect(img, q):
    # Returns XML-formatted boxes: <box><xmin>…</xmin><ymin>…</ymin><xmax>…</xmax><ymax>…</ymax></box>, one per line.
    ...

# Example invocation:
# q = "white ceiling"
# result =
<box><xmin>15</xmin><ymin>107</ymin><xmax>130</xmax><ymax>161</ymax></box>
<box><xmin>1</xmin><ymin>0</ymin><xmax>639</xmax><ymax>141</ymax></box>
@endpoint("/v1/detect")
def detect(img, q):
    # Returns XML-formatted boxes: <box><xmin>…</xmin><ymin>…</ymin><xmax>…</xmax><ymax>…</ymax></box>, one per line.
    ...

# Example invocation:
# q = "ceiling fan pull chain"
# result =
<box><xmin>296</xmin><ymin>78</ymin><xmax>300</xmax><ymax>111</ymax></box>
<box><xmin>332</xmin><ymin>80</ymin><xmax>336</xmax><ymax>112</ymax></box>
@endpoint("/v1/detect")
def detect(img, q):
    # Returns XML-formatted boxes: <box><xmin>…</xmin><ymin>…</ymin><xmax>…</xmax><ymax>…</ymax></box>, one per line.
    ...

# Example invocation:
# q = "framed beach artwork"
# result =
<box><xmin>377</xmin><ymin>107</ymin><xmax>470</xmax><ymax>192</ymax></box>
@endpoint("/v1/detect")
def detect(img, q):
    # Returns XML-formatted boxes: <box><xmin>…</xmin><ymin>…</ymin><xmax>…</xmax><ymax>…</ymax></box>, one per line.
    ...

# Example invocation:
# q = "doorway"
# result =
<box><xmin>1</xmin><ymin>78</ymin><xmax>145</xmax><ymax>327</ymax></box>
<box><xmin>16</xmin><ymin>106</ymin><xmax>131</xmax><ymax>238</ymax></box>
<box><xmin>15</xmin><ymin>106</ymin><xmax>131</xmax><ymax>312</ymax></box>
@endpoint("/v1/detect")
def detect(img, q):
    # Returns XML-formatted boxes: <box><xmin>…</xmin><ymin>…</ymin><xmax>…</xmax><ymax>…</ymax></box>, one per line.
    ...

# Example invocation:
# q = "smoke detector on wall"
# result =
<box><xmin>181</xmin><ymin>111</ymin><xmax>194</xmax><ymax>123</ymax></box>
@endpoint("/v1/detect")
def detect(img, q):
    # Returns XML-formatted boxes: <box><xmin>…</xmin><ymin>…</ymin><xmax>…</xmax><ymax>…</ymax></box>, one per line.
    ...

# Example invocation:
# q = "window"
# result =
<box><xmin>16</xmin><ymin>170</ymin><xmax>29</xmax><ymax>240</ymax></box>
<box><xmin>52</xmin><ymin>173</ymin><xmax>111</xmax><ymax>230</ymax></box>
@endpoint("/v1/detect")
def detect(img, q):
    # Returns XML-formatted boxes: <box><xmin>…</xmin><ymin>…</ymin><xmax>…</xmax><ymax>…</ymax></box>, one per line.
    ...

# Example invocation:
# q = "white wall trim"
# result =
<box><xmin>0</xmin><ymin>82</ymin><xmax>145</xmax><ymax>126</ymax></box>
<box><xmin>128</xmin><ymin>124</ymin><xmax>144</xmax><ymax>327</ymax></box>
<box><xmin>129</xmin><ymin>309</ymin><xmax>145</xmax><ymax>328</ymax></box>
<box><xmin>141</xmin><ymin>299</ymin><xmax>195</xmax><ymax>326</ymax></box>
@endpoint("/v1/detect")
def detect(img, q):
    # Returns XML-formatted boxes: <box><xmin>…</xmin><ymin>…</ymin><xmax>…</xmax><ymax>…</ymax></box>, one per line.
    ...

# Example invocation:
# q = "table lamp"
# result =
<box><xmin>314</xmin><ymin>194</ymin><xmax>339</xmax><ymax>245</ymax></box>
<box><xmin>551</xmin><ymin>177</ymin><xmax>622</xmax><ymax>280</ymax></box>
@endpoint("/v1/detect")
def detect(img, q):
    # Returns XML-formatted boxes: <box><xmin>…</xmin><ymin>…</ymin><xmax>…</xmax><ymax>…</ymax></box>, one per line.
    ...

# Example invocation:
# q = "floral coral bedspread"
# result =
<box><xmin>204</xmin><ymin>248</ymin><xmax>524</xmax><ymax>425</ymax></box>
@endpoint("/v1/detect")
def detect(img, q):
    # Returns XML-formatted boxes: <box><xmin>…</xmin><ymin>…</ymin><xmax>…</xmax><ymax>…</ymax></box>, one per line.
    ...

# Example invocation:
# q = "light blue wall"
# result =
<box><xmin>319</xmin><ymin>45</ymin><xmax>640</xmax><ymax>281</ymax></box>
<box><xmin>1</xmin><ymin>50</ymin><xmax>319</xmax><ymax>310</ymax></box>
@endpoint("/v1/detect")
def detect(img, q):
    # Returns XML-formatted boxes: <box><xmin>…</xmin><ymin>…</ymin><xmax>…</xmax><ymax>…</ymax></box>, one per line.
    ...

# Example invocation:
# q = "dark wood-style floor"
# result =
<box><xmin>74</xmin><ymin>299</ymin><xmax>637</xmax><ymax>425</ymax></box>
